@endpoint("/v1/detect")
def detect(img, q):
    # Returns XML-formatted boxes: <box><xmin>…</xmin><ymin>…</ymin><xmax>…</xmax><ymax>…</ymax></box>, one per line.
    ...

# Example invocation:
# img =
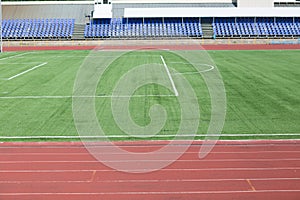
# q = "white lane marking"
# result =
<box><xmin>1</xmin><ymin>190</ymin><xmax>300</xmax><ymax>195</ymax></box>
<box><xmin>1</xmin><ymin>158</ymin><xmax>300</xmax><ymax>164</ymax></box>
<box><xmin>0</xmin><ymin>52</ymin><xmax>30</xmax><ymax>61</ymax></box>
<box><xmin>2</xmin><ymin>150</ymin><xmax>299</xmax><ymax>155</ymax></box>
<box><xmin>6</xmin><ymin>62</ymin><xmax>48</xmax><ymax>80</ymax></box>
<box><xmin>160</xmin><ymin>55</ymin><xmax>179</xmax><ymax>96</ymax></box>
<box><xmin>1</xmin><ymin>177</ymin><xmax>300</xmax><ymax>183</ymax></box>
<box><xmin>0</xmin><ymin>167</ymin><xmax>300</xmax><ymax>172</ymax></box>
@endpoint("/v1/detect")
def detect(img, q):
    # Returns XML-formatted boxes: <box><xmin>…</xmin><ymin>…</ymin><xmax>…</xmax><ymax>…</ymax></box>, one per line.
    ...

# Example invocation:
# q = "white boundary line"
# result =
<box><xmin>8</xmin><ymin>55</ymin><xmax>162</xmax><ymax>59</ymax></box>
<box><xmin>160</xmin><ymin>55</ymin><xmax>179</xmax><ymax>97</ymax></box>
<box><xmin>0</xmin><ymin>133</ymin><xmax>300</xmax><ymax>139</ymax></box>
<box><xmin>5</xmin><ymin>62</ymin><xmax>47</xmax><ymax>80</ymax></box>
<box><xmin>0</xmin><ymin>94</ymin><xmax>176</xmax><ymax>99</ymax></box>
<box><xmin>0</xmin><ymin>52</ymin><xmax>30</xmax><ymax>61</ymax></box>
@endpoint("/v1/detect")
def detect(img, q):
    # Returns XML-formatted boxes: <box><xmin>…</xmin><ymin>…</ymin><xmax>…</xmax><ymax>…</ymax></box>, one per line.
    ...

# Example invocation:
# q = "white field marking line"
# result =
<box><xmin>0</xmin><ymin>62</ymin><xmax>42</xmax><ymax>65</ymax></box>
<box><xmin>160</xmin><ymin>55</ymin><xmax>179</xmax><ymax>97</ymax></box>
<box><xmin>2</xmin><ymin>190</ymin><xmax>300</xmax><ymax>195</ymax></box>
<box><xmin>5</xmin><ymin>62</ymin><xmax>48</xmax><ymax>81</ymax></box>
<box><xmin>1</xmin><ymin>167</ymin><xmax>300</xmax><ymax>172</ymax></box>
<box><xmin>13</xmin><ymin>55</ymin><xmax>161</xmax><ymax>59</ymax></box>
<box><xmin>0</xmin><ymin>52</ymin><xmax>31</xmax><ymax>61</ymax></box>
<box><xmin>0</xmin><ymin>94</ymin><xmax>176</xmax><ymax>99</ymax></box>
<box><xmin>170</xmin><ymin>62</ymin><xmax>191</xmax><ymax>64</ymax></box>
<box><xmin>2</xmin><ymin>177</ymin><xmax>300</xmax><ymax>184</ymax></box>
<box><xmin>1</xmin><ymin>133</ymin><xmax>300</xmax><ymax>139</ymax></box>
<box><xmin>170</xmin><ymin>62</ymin><xmax>215</xmax><ymax>75</ymax></box>
<box><xmin>0</xmin><ymin>63</ymin><xmax>44</xmax><ymax>80</ymax></box>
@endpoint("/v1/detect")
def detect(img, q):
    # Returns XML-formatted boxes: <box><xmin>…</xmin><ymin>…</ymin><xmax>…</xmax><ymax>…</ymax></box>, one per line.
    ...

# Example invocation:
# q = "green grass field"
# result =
<box><xmin>0</xmin><ymin>49</ymin><xmax>299</xmax><ymax>141</ymax></box>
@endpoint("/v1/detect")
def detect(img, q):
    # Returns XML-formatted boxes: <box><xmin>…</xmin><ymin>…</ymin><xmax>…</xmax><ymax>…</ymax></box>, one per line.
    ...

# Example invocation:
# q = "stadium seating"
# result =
<box><xmin>3</xmin><ymin>17</ymin><xmax>299</xmax><ymax>39</ymax></box>
<box><xmin>85</xmin><ymin>18</ymin><xmax>203</xmax><ymax>38</ymax></box>
<box><xmin>2</xmin><ymin>19</ymin><xmax>75</xmax><ymax>39</ymax></box>
<box><xmin>213</xmin><ymin>17</ymin><xmax>300</xmax><ymax>38</ymax></box>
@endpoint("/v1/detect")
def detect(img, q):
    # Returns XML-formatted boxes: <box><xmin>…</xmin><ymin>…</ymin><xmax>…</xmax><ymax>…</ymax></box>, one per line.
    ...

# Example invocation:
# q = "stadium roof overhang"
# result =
<box><xmin>2</xmin><ymin>1</ymin><xmax>93</xmax><ymax>5</ymax></box>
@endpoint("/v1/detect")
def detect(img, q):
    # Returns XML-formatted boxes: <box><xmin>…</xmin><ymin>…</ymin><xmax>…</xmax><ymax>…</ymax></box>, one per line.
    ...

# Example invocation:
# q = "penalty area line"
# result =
<box><xmin>160</xmin><ymin>55</ymin><xmax>179</xmax><ymax>97</ymax></box>
<box><xmin>6</xmin><ymin>62</ymin><xmax>48</xmax><ymax>80</ymax></box>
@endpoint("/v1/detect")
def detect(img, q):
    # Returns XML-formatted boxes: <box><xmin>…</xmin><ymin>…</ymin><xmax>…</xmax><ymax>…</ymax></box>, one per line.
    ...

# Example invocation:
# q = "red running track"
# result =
<box><xmin>3</xmin><ymin>43</ymin><xmax>300</xmax><ymax>52</ymax></box>
<box><xmin>0</xmin><ymin>140</ymin><xmax>300</xmax><ymax>200</ymax></box>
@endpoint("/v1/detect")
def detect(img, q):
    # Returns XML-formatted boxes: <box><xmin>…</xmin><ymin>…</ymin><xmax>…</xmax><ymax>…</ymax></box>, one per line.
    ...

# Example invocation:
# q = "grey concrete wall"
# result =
<box><xmin>3</xmin><ymin>4</ymin><xmax>94</xmax><ymax>24</ymax></box>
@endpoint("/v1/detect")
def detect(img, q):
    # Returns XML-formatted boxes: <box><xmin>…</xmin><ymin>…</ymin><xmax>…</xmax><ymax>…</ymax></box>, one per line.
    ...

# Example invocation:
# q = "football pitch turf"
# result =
<box><xmin>0</xmin><ymin>49</ymin><xmax>299</xmax><ymax>141</ymax></box>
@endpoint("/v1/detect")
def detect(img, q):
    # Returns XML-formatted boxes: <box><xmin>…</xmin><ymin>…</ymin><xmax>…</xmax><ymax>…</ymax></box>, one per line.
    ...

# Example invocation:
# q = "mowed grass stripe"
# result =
<box><xmin>210</xmin><ymin>50</ymin><xmax>300</xmax><ymax>135</ymax></box>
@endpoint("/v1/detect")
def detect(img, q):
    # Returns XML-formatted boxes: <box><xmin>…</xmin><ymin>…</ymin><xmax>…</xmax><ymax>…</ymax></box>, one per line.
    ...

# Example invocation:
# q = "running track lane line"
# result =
<box><xmin>0</xmin><ymin>140</ymin><xmax>299</xmax><ymax>200</ymax></box>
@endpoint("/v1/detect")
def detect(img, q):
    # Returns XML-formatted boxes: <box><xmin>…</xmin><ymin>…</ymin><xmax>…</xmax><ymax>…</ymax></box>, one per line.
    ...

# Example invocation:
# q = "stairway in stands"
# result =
<box><xmin>201</xmin><ymin>18</ymin><xmax>214</xmax><ymax>39</ymax></box>
<box><xmin>72</xmin><ymin>24</ymin><xmax>86</xmax><ymax>40</ymax></box>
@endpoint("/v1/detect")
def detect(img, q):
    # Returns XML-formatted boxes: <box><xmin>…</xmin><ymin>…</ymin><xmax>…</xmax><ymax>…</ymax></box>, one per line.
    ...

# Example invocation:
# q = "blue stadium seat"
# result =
<box><xmin>84</xmin><ymin>17</ymin><xmax>203</xmax><ymax>38</ymax></box>
<box><xmin>2</xmin><ymin>18</ymin><xmax>75</xmax><ymax>39</ymax></box>
<box><xmin>213</xmin><ymin>17</ymin><xmax>300</xmax><ymax>38</ymax></box>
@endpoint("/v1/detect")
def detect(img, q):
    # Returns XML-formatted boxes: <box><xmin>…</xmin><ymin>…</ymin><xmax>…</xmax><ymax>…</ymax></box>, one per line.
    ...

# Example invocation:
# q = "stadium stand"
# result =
<box><xmin>2</xmin><ymin>19</ymin><xmax>75</xmax><ymax>39</ymax></box>
<box><xmin>84</xmin><ymin>18</ymin><xmax>203</xmax><ymax>38</ymax></box>
<box><xmin>2</xmin><ymin>17</ymin><xmax>300</xmax><ymax>40</ymax></box>
<box><xmin>2</xmin><ymin>0</ymin><xmax>300</xmax><ymax>40</ymax></box>
<box><xmin>213</xmin><ymin>17</ymin><xmax>300</xmax><ymax>38</ymax></box>
<box><xmin>85</xmin><ymin>17</ymin><xmax>300</xmax><ymax>39</ymax></box>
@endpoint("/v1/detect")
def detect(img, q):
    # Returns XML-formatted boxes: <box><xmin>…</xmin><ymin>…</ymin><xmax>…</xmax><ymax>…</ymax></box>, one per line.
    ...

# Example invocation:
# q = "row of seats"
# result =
<box><xmin>2</xmin><ymin>19</ymin><xmax>75</xmax><ymax>39</ymax></box>
<box><xmin>213</xmin><ymin>17</ymin><xmax>300</xmax><ymax>37</ymax></box>
<box><xmin>2</xmin><ymin>17</ymin><xmax>300</xmax><ymax>39</ymax></box>
<box><xmin>85</xmin><ymin>23</ymin><xmax>202</xmax><ymax>38</ymax></box>
<box><xmin>86</xmin><ymin>17</ymin><xmax>203</xmax><ymax>38</ymax></box>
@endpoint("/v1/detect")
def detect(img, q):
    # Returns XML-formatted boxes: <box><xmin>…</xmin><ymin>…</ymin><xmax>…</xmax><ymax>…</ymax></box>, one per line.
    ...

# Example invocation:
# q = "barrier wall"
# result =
<box><xmin>3</xmin><ymin>3</ymin><xmax>93</xmax><ymax>24</ymax></box>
